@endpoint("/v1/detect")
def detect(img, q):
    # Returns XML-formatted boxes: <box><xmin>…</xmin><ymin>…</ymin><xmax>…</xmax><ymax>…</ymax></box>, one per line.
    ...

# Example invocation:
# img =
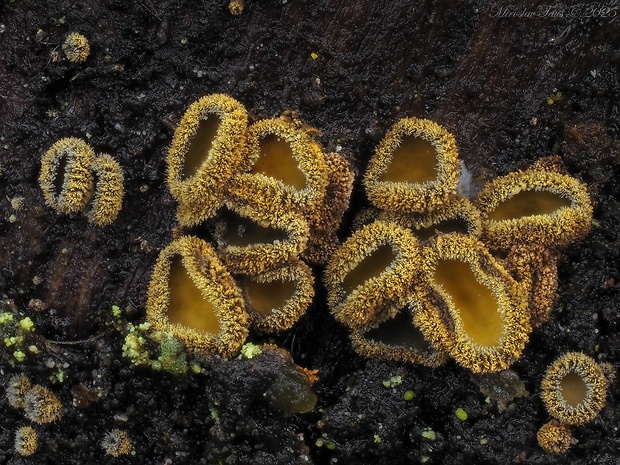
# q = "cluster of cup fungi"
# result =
<box><xmin>36</xmin><ymin>92</ymin><xmax>612</xmax><ymax>454</ymax></box>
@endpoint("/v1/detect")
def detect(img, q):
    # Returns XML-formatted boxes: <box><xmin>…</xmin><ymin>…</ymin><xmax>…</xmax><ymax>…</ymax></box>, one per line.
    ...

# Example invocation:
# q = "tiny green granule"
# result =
<box><xmin>455</xmin><ymin>407</ymin><xmax>468</xmax><ymax>421</ymax></box>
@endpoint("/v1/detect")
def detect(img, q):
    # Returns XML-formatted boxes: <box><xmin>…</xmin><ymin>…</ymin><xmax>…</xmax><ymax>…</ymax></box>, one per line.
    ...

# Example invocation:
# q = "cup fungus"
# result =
<box><xmin>380</xmin><ymin>196</ymin><xmax>482</xmax><ymax>242</ymax></box>
<box><xmin>302</xmin><ymin>152</ymin><xmax>355</xmax><ymax>265</ymax></box>
<box><xmin>363</xmin><ymin>117</ymin><xmax>460</xmax><ymax>213</ymax></box>
<box><xmin>350</xmin><ymin>306</ymin><xmax>449</xmax><ymax>367</ymax></box>
<box><xmin>505</xmin><ymin>243</ymin><xmax>559</xmax><ymax>328</ymax></box>
<box><xmin>166</xmin><ymin>94</ymin><xmax>248</xmax><ymax>226</ymax></box>
<box><xmin>236</xmin><ymin>259</ymin><xmax>314</xmax><ymax>332</ymax></box>
<box><xmin>537</xmin><ymin>419</ymin><xmax>572</xmax><ymax>454</ymax></box>
<box><xmin>541</xmin><ymin>352</ymin><xmax>608</xmax><ymax>426</ymax></box>
<box><xmin>413</xmin><ymin>234</ymin><xmax>531</xmax><ymax>373</ymax></box>
<box><xmin>6</xmin><ymin>374</ymin><xmax>32</xmax><ymax>409</ymax></box>
<box><xmin>227</xmin><ymin>117</ymin><xmax>329</xmax><ymax>216</ymax></box>
<box><xmin>146</xmin><ymin>236</ymin><xmax>249</xmax><ymax>357</ymax></box>
<box><xmin>101</xmin><ymin>429</ymin><xmax>133</xmax><ymax>457</ymax></box>
<box><xmin>325</xmin><ymin>220</ymin><xmax>421</xmax><ymax>330</ymax></box>
<box><xmin>474</xmin><ymin>160</ymin><xmax>593</xmax><ymax>251</ymax></box>
<box><xmin>211</xmin><ymin>200</ymin><xmax>309</xmax><ymax>275</ymax></box>
<box><xmin>23</xmin><ymin>385</ymin><xmax>64</xmax><ymax>424</ymax></box>
<box><xmin>39</xmin><ymin>137</ymin><xmax>96</xmax><ymax>214</ymax></box>
<box><xmin>63</xmin><ymin>32</ymin><xmax>90</xmax><ymax>63</ymax></box>
<box><xmin>14</xmin><ymin>426</ymin><xmax>38</xmax><ymax>457</ymax></box>
<box><xmin>85</xmin><ymin>153</ymin><xmax>124</xmax><ymax>226</ymax></box>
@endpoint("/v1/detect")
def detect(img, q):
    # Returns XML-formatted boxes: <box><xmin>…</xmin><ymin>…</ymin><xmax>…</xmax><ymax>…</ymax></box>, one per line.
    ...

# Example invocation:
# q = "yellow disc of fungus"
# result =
<box><xmin>474</xmin><ymin>160</ymin><xmax>593</xmax><ymax>250</ymax></box>
<box><xmin>166</xmin><ymin>94</ymin><xmax>248</xmax><ymax>226</ymax></box>
<box><xmin>325</xmin><ymin>220</ymin><xmax>421</xmax><ymax>330</ymax></box>
<box><xmin>414</xmin><ymin>234</ymin><xmax>531</xmax><ymax>373</ymax></box>
<box><xmin>85</xmin><ymin>154</ymin><xmax>124</xmax><ymax>226</ymax></box>
<box><xmin>350</xmin><ymin>305</ymin><xmax>449</xmax><ymax>367</ymax></box>
<box><xmin>146</xmin><ymin>236</ymin><xmax>249</xmax><ymax>357</ymax></box>
<box><xmin>227</xmin><ymin>117</ymin><xmax>329</xmax><ymax>217</ymax></box>
<box><xmin>211</xmin><ymin>199</ymin><xmax>309</xmax><ymax>275</ymax></box>
<box><xmin>39</xmin><ymin>137</ymin><xmax>96</xmax><ymax>214</ymax></box>
<box><xmin>363</xmin><ymin>117</ymin><xmax>460</xmax><ymax>214</ymax></box>
<box><xmin>237</xmin><ymin>259</ymin><xmax>314</xmax><ymax>332</ymax></box>
<box><xmin>541</xmin><ymin>352</ymin><xmax>608</xmax><ymax>426</ymax></box>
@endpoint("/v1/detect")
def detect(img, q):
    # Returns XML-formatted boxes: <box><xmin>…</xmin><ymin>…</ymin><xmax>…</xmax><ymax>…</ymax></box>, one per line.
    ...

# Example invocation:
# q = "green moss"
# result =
<box><xmin>19</xmin><ymin>317</ymin><xmax>35</xmax><ymax>332</ymax></box>
<box><xmin>239</xmin><ymin>342</ymin><xmax>263</xmax><ymax>360</ymax></box>
<box><xmin>421</xmin><ymin>428</ymin><xmax>436</xmax><ymax>441</ymax></box>
<box><xmin>455</xmin><ymin>407</ymin><xmax>468</xmax><ymax>421</ymax></box>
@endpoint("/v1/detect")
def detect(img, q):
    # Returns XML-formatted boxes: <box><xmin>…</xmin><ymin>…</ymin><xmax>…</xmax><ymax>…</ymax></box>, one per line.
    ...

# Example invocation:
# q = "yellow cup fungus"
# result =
<box><xmin>541</xmin><ymin>352</ymin><xmax>608</xmax><ymax>426</ymax></box>
<box><xmin>62</xmin><ymin>32</ymin><xmax>90</xmax><ymax>63</ymax></box>
<box><xmin>325</xmin><ymin>220</ymin><xmax>421</xmax><ymax>330</ymax></box>
<box><xmin>211</xmin><ymin>200</ymin><xmax>309</xmax><ymax>275</ymax></box>
<box><xmin>505</xmin><ymin>243</ymin><xmax>559</xmax><ymax>328</ymax></box>
<box><xmin>40</xmin><ymin>138</ymin><xmax>125</xmax><ymax>226</ymax></box>
<box><xmin>23</xmin><ymin>384</ymin><xmax>64</xmax><ymax>424</ymax></box>
<box><xmin>414</xmin><ymin>234</ymin><xmax>531</xmax><ymax>373</ymax></box>
<box><xmin>227</xmin><ymin>116</ymin><xmax>329</xmax><ymax>217</ymax></box>
<box><xmin>146</xmin><ymin>235</ymin><xmax>249</xmax><ymax>357</ymax></box>
<box><xmin>302</xmin><ymin>152</ymin><xmax>355</xmax><ymax>265</ymax></box>
<box><xmin>101</xmin><ymin>429</ymin><xmax>133</xmax><ymax>457</ymax></box>
<box><xmin>537</xmin><ymin>420</ymin><xmax>572</xmax><ymax>454</ymax></box>
<box><xmin>237</xmin><ymin>259</ymin><xmax>314</xmax><ymax>332</ymax></box>
<box><xmin>350</xmin><ymin>306</ymin><xmax>449</xmax><ymax>367</ymax></box>
<box><xmin>15</xmin><ymin>426</ymin><xmax>38</xmax><ymax>457</ymax></box>
<box><xmin>166</xmin><ymin>94</ymin><xmax>248</xmax><ymax>226</ymax></box>
<box><xmin>474</xmin><ymin>159</ymin><xmax>593</xmax><ymax>251</ymax></box>
<box><xmin>380</xmin><ymin>196</ymin><xmax>482</xmax><ymax>242</ymax></box>
<box><xmin>363</xmin><ymin>117</ymin><xmax>460</xmax><ymax>213</ymax></box>
<box><xmin>39</xmin><ymin>137</ymin><xmax>96</xmax><ymax>214</ymax></box>
<box><xmin>6</xmin><ymin>374</ymin><xmax>32</xmax><ymax>409</ymax></box>
<box><xmin>85</xmin><ymin>153</ymin><xmax>124</xmax><ymax>226</ymax></box>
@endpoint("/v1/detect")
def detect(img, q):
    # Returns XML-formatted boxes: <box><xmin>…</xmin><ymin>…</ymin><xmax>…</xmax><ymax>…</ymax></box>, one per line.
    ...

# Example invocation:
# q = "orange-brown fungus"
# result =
<box><xmin>242</xmin><ymin>278</ymin><xmax>297</xmax><ymax>317</ymax></box>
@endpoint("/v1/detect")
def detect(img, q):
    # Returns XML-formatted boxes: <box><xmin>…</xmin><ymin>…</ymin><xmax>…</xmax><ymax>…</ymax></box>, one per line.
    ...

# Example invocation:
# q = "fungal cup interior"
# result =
<box><xmin>487</xmin><ymin>190</ymin><xmax>571</xmax><ymax>221</ymax></box>
<box><xmin>380</xmin><ymin>135</ymin><xmax>437</xmax><ymax>184</ymax></box>
<box><xmin>341</xmin><ymin>244</ymin><xmax>396</xmax><ymax>294</ymax></box>
<box><xmin>433</xmin><ymin>259</ymin><xmax>503</xmax><ymax>346</ymax></box>
<box><xmin>241</xmin><ymin>277</ymin><xmax>297</xmax><ymax>317</ymax></box>
<box><xmin>182</xmin><ymin>114</ymin><xmax>222</xmax><ymax>179</ymax></box>
<box><xmin>167</xmin><ymin>256</ymin><xmax>220</xmax><ymax>333</ymax></box>
<box><xmin>252</xmin><ymin>135</ymin><xmax>306</xmax><ymax>189</ymax></box>
<box><xmin>560</xmin><ymin>371</ymin><xmax>588</xmax><ymax>407</ymax></box>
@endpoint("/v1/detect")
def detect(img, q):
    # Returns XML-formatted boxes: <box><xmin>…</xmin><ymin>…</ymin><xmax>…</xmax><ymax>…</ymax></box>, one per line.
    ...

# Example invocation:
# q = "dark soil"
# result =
<box><xmin>1</xmin><ymin>1</ymin><xmax>619</xmax><ymax>464</ymax></box>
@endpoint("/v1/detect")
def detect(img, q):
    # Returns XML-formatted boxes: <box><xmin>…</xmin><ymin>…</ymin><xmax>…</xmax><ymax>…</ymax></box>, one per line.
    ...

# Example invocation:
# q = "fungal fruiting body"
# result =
<box><xmin>325</xmin><ymin>220</ymin><xmax>421</xmax><ymax>330</ymax></box>
<box><xmin>237</xmin><ymin>259</ymin><xmax>314</xmax><ymax>332</ymax></box>
<box><xmin>39</xmin><ymin>137</ymin><xmax>95</xmax><ymax>214</ymax></box>
<box><xmin>541</xmin><ymin>352</ymin><xmax>608</xmax><ymax>426</ymax></box>
<box><xmin>537</xmin><ymin>420</ymin><xmax>572</xmax><ymax>454</ymax></box>
<box><xmin>6</xmin><ymin>374</ymin><xmax>32</xmax><ymax>409</ymax></box>
<box><xmin>505</xmin><ymin>243</ymin><xmax>559</xmax><ymax>328</ymax></box>
<box><xmin>62</xmin><ymin>32</ymin><xmax>90</xmax><ymax>63</ymax></box>
<box><xmin>474</xmin><ymin>159</ymin><xmax>593</xmax><ymax>251</ymax></box>
<box><xmin>86</xmin><ymin>154</ymin><xmax>124</xmax><ymax>226</ymax></box>
<box><xmin>363</xmin><ymin>117</ymin><xmax>460</xmax><ymax>213</ymax></box>
<box><xmin>302</xmin><ymin>152</ymin><xmax>355</xmax><ymax>265</ymax></box>
<box><xmin>414</xmin><ymin>234</ymin><xmax>531</xmax><ymax>373</ymax></box>
<box><xmin>146</xmin><ymin>236</ymin><xmax>249</xmax><ymax>356</ymax></box>
<box><xmin>166</xmin><ymin>94</ymin><xmax>248</xmax><ymax>226</ymax></box>
<box><xmin>101</xmin><ymin>429</ymin><xmax>133</xmax><ymax>457</ymax></box>
<box><xmin>211</xmin><ymin>200</ymin><xmax>309</xmax><ymax>276</ymax></box>
<box><xmin>350</xmin><ymin>306</ymin><xmax>449</xmax><ymax>367</ymax></box>
<box><xmin>39</xmin><ymin>138</ymin><xmax>125</xmax><ymax>225</ymax></box>
<box><xmin>380</xmin><ymin>195</ymin><xmax>482</xmax><ymax>242</ymax></box>
<box><xmin>23</xmin><ymin>385</ymin><xmax>63</xmax><ymax>424</ymax></box>
<box><xmin>14</xmin><ymin>426</ymin><xmax>38</xmax><ymax>456</ymax></box>
<box><xmin>227</xmin><ymin>117</ymin><xmax>329</xmax><ymax>217</ymax></box>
